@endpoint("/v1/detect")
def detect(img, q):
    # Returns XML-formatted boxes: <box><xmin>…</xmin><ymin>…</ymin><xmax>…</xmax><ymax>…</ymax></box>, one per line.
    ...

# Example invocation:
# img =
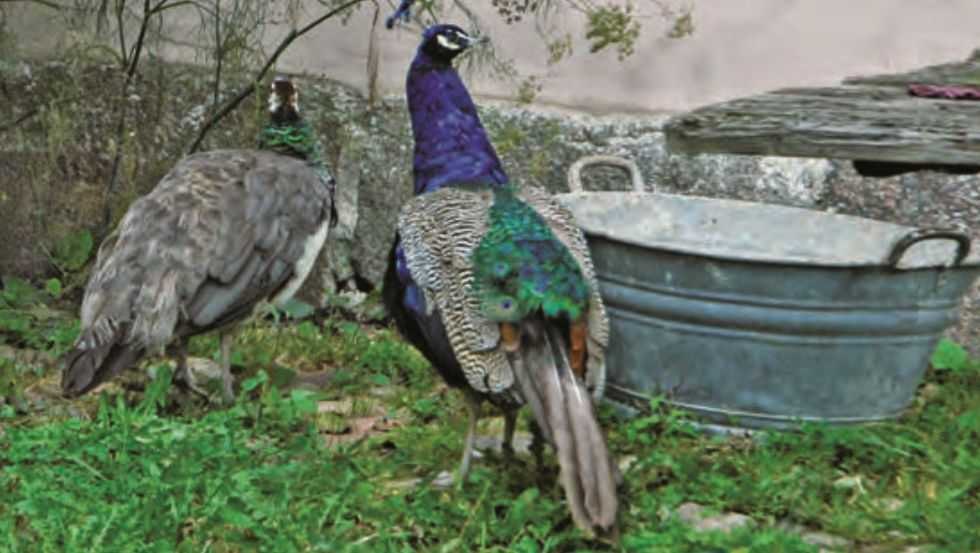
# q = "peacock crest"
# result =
<box><xmin>471</xmin><ymin>186</ymin><xmax>590</xmax><ymax>323</ymax></box>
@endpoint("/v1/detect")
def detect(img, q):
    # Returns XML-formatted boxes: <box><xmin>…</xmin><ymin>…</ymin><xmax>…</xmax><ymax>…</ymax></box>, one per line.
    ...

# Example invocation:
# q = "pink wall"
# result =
<box><xmin>276</xmin><ymin>0</ymin><xmax>980</xmax><ymax>114</ymax></box>
<box><xmin>11</xmin><ymin>1</ymin><xmax>979</xmax><ymax>114</ymax></box>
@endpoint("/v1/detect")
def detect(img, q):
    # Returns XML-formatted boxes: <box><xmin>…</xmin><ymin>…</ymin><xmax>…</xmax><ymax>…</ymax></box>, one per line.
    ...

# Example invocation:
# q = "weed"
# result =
<box><xmin>0</xmin><ymin>298</ymin><xmax>977</xmax><ymax>551</ymax></box>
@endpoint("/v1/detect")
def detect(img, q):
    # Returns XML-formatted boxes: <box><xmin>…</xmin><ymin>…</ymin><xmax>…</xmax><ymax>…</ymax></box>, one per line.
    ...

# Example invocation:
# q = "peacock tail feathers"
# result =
<box><xmin>472</xmin><ymin>186</ymin><xmax>589</xmax><ymax>323</ymax></box>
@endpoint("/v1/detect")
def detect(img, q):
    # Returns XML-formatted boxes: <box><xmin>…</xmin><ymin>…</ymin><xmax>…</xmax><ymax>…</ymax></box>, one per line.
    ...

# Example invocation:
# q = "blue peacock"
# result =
<box><xmin>382</xmin><ymin>5</ymin><xmax>618</xmax><ymax>535</ymax></box>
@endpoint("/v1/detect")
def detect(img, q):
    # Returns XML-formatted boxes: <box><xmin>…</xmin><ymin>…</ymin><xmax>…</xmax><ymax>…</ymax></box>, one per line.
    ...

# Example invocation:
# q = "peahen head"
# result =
<box><xmin>258</xmin><ymin>76</ymin><xmax>314</xmax><ymax>158</ymax></box>
<box><xmin>267</xmin><ymin>76</ymin><xmax>301</xmax><ymax>125</ymax></box>
<box><xmin>417</xmin><ymin>24</ymin><xmax>483</xmax><ymax>65</ymax></box>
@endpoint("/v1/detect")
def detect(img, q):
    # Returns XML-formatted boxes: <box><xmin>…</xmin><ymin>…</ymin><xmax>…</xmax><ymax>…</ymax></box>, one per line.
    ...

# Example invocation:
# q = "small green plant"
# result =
<box><xmin>51</xmin><ymin>228</ymin><xmax>94</xmax><ymax>272</ymax></box>
<box><xmin>0</xmin><ymin>304</ymin><xmax>976</xmax><ymax>551</ymax></box>
<box><xmin>931</xmin><ymin>338</ymin><xmax>974</xmax><ymax>373</ymax></box>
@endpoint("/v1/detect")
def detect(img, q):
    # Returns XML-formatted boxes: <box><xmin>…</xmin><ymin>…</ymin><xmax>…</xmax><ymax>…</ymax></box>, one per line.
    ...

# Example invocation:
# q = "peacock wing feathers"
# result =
<box><xmin>397</xmin><ymin>184</ymin><xmax>609</xmax><ymax>398</ymax></box>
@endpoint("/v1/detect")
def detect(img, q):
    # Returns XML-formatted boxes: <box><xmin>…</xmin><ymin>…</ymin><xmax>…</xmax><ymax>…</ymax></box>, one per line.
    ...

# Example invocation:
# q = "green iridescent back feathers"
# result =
<box><xmin>471</xmin><ymin>186</ymin><xmax>590</xmax><ymax>322</ymax></box>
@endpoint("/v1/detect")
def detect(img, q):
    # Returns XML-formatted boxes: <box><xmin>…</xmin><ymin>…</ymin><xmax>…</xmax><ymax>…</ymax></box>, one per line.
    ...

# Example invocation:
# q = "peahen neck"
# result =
<box><xmin>257</xmin><ymin>113</ymin><xmax>333</xmax><ymax>188</ymax></box>
<box><xmin>406</xmin><ymin>50</ymin><xmax>507</xmax><ymax>195</ymax></box>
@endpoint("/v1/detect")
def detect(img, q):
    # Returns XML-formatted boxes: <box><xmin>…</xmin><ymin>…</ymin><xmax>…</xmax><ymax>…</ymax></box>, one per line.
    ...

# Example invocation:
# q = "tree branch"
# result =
<box><xmin>0</xmin><ymin>108</ymin><xmax>38</xmax><ymax>133</ymax></box>
<box><xmin>0</xmin><ymin>0</ymin><xmax>68</xmax><ymax>10</ymax></box>
<box><xmin>186</xmin><ymin>0</ymin><xmax>365</xmax><ymax>155</ymax></box>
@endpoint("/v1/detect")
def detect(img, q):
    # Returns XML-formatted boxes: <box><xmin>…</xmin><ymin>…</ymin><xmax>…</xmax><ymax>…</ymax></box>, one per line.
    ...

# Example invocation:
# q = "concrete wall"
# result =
<box><xmin>8</xmin><ymin>1</ymin><xmax>980</xmax><ymax>114</ymax></box>
<box><xmin>270</xmin><ymin>0</ymin><xmax>980</xmax><ymax>114</ymax></box>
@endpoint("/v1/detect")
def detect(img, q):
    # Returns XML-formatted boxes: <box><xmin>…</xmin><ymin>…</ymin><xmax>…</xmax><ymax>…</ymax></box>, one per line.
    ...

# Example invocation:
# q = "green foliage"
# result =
<box><xmin>931</xmin><ymin>338</ymin><xmax>973</xmax><ymax>373</ymax></box>
<box><xmin>0</xmin><ymin>276</ymin><xmax>79</xmax><ymax>354</ymax></box>
<box><xmin>585</xmin><ymin>4</ymin><xmax>642</xmax><ymax>60</ymax></box>
<box><xmin>51</xmin><ymin>229</ymin><xmax>95</xmax><ymax>272</ymax></box>
<box><xmin>0</xmin><ymin>293</ymin><xmax>977</xmax><ymax>551</ymax></box>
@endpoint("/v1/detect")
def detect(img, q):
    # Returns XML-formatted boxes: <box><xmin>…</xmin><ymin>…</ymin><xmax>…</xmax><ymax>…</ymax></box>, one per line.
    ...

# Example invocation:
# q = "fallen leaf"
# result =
<box><xmin>322</xmin><ymin>415</ymin><xmax>402</xmax><ymax>447</ymax></box>
<box><xmin>318</xmin><ymin>399</ymin><xmax>353</xmax><ymax>415</ymax></box>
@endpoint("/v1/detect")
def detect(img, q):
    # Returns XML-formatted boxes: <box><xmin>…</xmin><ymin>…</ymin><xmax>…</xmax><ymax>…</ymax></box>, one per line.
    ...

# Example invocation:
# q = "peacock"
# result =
<box><xmin>61</xmin><ymin>76</ymin><xmax>336</xmax><ymax>403</ymax></box>
<box><xmin>381</xmin><ymin>16</ymin><xmax>618</xmax><ymax>535</ymax></box>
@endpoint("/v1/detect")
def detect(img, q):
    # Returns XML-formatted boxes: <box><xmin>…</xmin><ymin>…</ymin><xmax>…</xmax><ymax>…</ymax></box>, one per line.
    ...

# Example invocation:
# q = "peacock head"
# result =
<box><xmin>268</xmin><ymin>76</ymin><xmax>301</xmax><ymax>124</ymax></box>
<box><xmin>419</xmin><ymin>24</ymin><xmax>484</xmax><ymax>64</ymax></box>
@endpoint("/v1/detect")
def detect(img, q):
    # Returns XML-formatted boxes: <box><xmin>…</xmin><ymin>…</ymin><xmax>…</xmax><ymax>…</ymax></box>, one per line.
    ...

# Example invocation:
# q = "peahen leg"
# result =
<box><xmin>502</xmin><ymin>409</ymin><xmax>518</xmax><ymax>460</ymax></box>
<box><xmin>219</xmin><ymin>331</ymin><xmax>235</xmax><ymax>403</ymax></box>
<box><xmin>171</xmin><ymin>338</ymin><xmax>190</xmax><ymax>390</ymax></box>
<box><xmin>457</xmin><ymin>391</ymin><xmax>482</xmax><ymax>483</ymax></box>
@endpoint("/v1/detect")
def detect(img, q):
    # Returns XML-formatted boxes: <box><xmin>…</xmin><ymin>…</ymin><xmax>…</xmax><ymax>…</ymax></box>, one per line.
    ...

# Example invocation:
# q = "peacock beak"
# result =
<box><xmin>461</xmin><ymin>33</ymin><xmax>488</xmax><ymax>48</ymax></box>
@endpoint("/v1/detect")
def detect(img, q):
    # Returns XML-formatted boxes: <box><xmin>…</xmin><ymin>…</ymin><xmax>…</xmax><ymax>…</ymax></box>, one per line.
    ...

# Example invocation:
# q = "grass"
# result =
<box><xmin>1</xmin><ymin>299</ymin><xmax>978</xmax><ymax>552</ymax></box>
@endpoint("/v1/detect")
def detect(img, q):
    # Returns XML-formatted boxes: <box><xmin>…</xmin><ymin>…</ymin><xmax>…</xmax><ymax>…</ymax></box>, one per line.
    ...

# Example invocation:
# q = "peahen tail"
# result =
<box><xmin>62</xmin><ymin>324</ymin><xmax>144</xmax><ymax>397</ymax></box>
<box><xmin>510</xmin><ymin>317</ymin><xmax>618</xmax><ymax>534</ymax></box>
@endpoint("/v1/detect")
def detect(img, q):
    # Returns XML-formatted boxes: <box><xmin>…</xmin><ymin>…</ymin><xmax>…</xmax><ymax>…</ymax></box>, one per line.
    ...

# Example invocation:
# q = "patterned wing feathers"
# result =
<box><xmin>397</xmin><ymin>185</ymin><xmax>608</xmax><ymax>397</ymax></box>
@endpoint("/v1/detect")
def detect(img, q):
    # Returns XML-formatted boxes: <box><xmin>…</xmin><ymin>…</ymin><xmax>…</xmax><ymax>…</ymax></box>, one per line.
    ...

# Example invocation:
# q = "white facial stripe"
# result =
<box><xmin>268</xmin><ymin>90</ymin><xmax>281</xmax><ymax>113</ymax></box>
<box><xmin>436</xmin><ymin>34</ymin><xmax>461</xmax><ymax>51</ymax></box>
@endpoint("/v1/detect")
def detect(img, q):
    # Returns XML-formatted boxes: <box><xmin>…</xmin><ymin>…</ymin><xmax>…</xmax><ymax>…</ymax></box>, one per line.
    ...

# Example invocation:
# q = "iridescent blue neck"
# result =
<box><xmin>406</xmin><ymin>50</ymin><xmax>507</xmax><ymax>195</ymax></box>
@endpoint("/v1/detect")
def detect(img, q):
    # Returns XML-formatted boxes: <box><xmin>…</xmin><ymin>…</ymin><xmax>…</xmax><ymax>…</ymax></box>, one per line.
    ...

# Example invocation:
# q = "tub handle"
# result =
<box><xmin>567</xmin><ymin>155</ymin><xmax>648</xmax><ymax>193</ymax></box>
<box><xmin>886</xmin><ymin>228</ymin><xmax>972</xmax><ymax>267</ymax></box>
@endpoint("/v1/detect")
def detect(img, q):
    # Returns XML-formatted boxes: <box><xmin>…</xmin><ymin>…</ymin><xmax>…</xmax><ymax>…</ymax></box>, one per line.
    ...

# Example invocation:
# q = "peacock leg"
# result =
<box><xmin>218</xmin><ymin>331</ymin><xmax>235</xmax><ymax>403</ymax></box>
<box><xmin>569</xmin><ymin>319</ymin><xmax>588</xmax><ymax>379</ymax></box>
<box><xmin>502</xmin><ymin>409</ymin><xmax>518</xmax><ymax>461</ymax></box>
<box><xmin>457</xmin><ymin>391</ymin><xmax>482</xmax><ymax>483</ymax></box>
<box><xmin>528</xmin><ymin>417</ymin><xmax>546</xmax><ymax>475</ymax></box>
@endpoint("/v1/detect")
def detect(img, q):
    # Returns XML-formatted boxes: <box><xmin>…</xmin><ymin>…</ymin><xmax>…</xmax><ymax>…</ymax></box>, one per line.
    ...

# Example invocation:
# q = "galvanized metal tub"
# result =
<box><xmin>558</xmin><ymin>155</ymin><xmax>980</xmax><ymax>431</ymax></box>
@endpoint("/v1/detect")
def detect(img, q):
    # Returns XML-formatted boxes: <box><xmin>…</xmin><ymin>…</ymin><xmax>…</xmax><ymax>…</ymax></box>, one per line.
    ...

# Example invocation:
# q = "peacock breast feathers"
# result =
<box><xmin>397</xmin><ymin>184</ymin><xmax>609</xmax><ymax>398</ymax></box>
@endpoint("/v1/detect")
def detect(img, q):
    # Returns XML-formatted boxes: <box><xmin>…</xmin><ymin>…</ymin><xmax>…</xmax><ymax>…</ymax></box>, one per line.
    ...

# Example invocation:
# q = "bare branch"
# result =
<box><xmin>186</xmin><ymin>0</ymin><xmax>366</xmax><ymax>155</ymax></box>
<box><xmin>0</xmin><ymin>108</ymin><xmax>39</xmax><ymax>133</ymax></box>
<box><xmin>0</xmin><ymin>0</ymin><xmax>68</xmax><ymax>10</ymax></box>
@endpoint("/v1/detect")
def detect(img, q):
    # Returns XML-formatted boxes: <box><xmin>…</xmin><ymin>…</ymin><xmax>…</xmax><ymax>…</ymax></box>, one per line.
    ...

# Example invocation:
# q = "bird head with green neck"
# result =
<box><xmin>267</xmin><ymin>76</ymin><xmax>301</xmax><ymax>126</ymax></box>
<box><xmin>257</xmin><ymin>76</ymin><xmax>318</xmax><ymax>160</ymax></box>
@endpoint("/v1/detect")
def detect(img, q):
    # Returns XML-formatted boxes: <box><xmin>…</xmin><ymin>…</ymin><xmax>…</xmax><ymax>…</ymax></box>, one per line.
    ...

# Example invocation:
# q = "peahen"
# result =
<box><xmin>381</xmin><ymin>19</ymin><xmax>618</xmax><ymax>534</ymax></box>
<box><xmin>61</xmin><ymin>77</ymin><xmax>335</xmax><ymax>402</ymax></box>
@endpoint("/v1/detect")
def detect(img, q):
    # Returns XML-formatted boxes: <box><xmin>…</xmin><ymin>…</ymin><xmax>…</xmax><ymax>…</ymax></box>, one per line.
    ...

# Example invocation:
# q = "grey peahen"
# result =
<box><xmin>61</xmin><ymin>77</ymin><xmax>335</xmax><ymax>402</ymax></box>
<box><xmin>381</xmin><ymin>15</ymin><xmax>618</xmax><ymax>535</ymax></box>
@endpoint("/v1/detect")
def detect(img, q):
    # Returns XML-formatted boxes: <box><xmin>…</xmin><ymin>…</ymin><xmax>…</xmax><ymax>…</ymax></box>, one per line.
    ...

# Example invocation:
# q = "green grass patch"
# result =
<box><xmin>1</xmin><ymin>305</ymin><xmax>978</xmax><ymax>551</ymax></box>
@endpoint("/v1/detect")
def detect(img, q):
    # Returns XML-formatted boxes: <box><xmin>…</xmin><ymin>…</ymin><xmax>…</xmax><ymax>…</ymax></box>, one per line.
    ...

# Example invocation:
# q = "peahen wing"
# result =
<box><xmin>66</xmin><ymin>149</ymin><xmax>331</xmax><ymax>396</ymax></box>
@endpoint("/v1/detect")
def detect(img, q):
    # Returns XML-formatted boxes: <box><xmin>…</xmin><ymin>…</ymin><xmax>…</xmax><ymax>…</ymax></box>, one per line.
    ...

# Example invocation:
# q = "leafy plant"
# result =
<box><xmin>931</xmin><ymin>338</ymin><xmax>972</xmax><ymax>373</ymax></box>
<box><xmin>51</xmin><ymin>229</ymin><xmax>94</xmax><ymax>272</ymax></box>
<box><xmin>0</xmin><ymin>306</ymin><xmax>976</xmax><ymax>551</ymax></box>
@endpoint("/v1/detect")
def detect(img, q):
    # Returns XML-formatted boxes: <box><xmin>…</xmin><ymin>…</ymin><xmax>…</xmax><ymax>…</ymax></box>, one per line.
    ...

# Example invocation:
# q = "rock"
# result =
<box><xmin>801</xmin><ymin>531</ymin><xmax>852</xmax><ymax>550</ymax></box>
<box><xmin>674</xmin><ymin>502</ymin><xmax>755</xmax><ymax>534</ymax></box>
<box><xmin>859</xmin><ymin>545</ymin><xmax>935</xmax><ymax>553</ymax></box>
<box><xmin>472</xmin><ymin>432</ymin><xmax>534</xmax><ymax>456</ymax></box>
<box><xmin>2</xmin><ymin>64</ymin><xmax>977</xmax><ymax>350</ymax></box>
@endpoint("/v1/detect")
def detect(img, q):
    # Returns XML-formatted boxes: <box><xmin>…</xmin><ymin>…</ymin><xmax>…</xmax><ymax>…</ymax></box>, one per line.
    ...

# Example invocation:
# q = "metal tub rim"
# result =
<box><xmin>558</xmin><ymin>155</ymin><xmax>978</xmax><ymax>271</ymax></box>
